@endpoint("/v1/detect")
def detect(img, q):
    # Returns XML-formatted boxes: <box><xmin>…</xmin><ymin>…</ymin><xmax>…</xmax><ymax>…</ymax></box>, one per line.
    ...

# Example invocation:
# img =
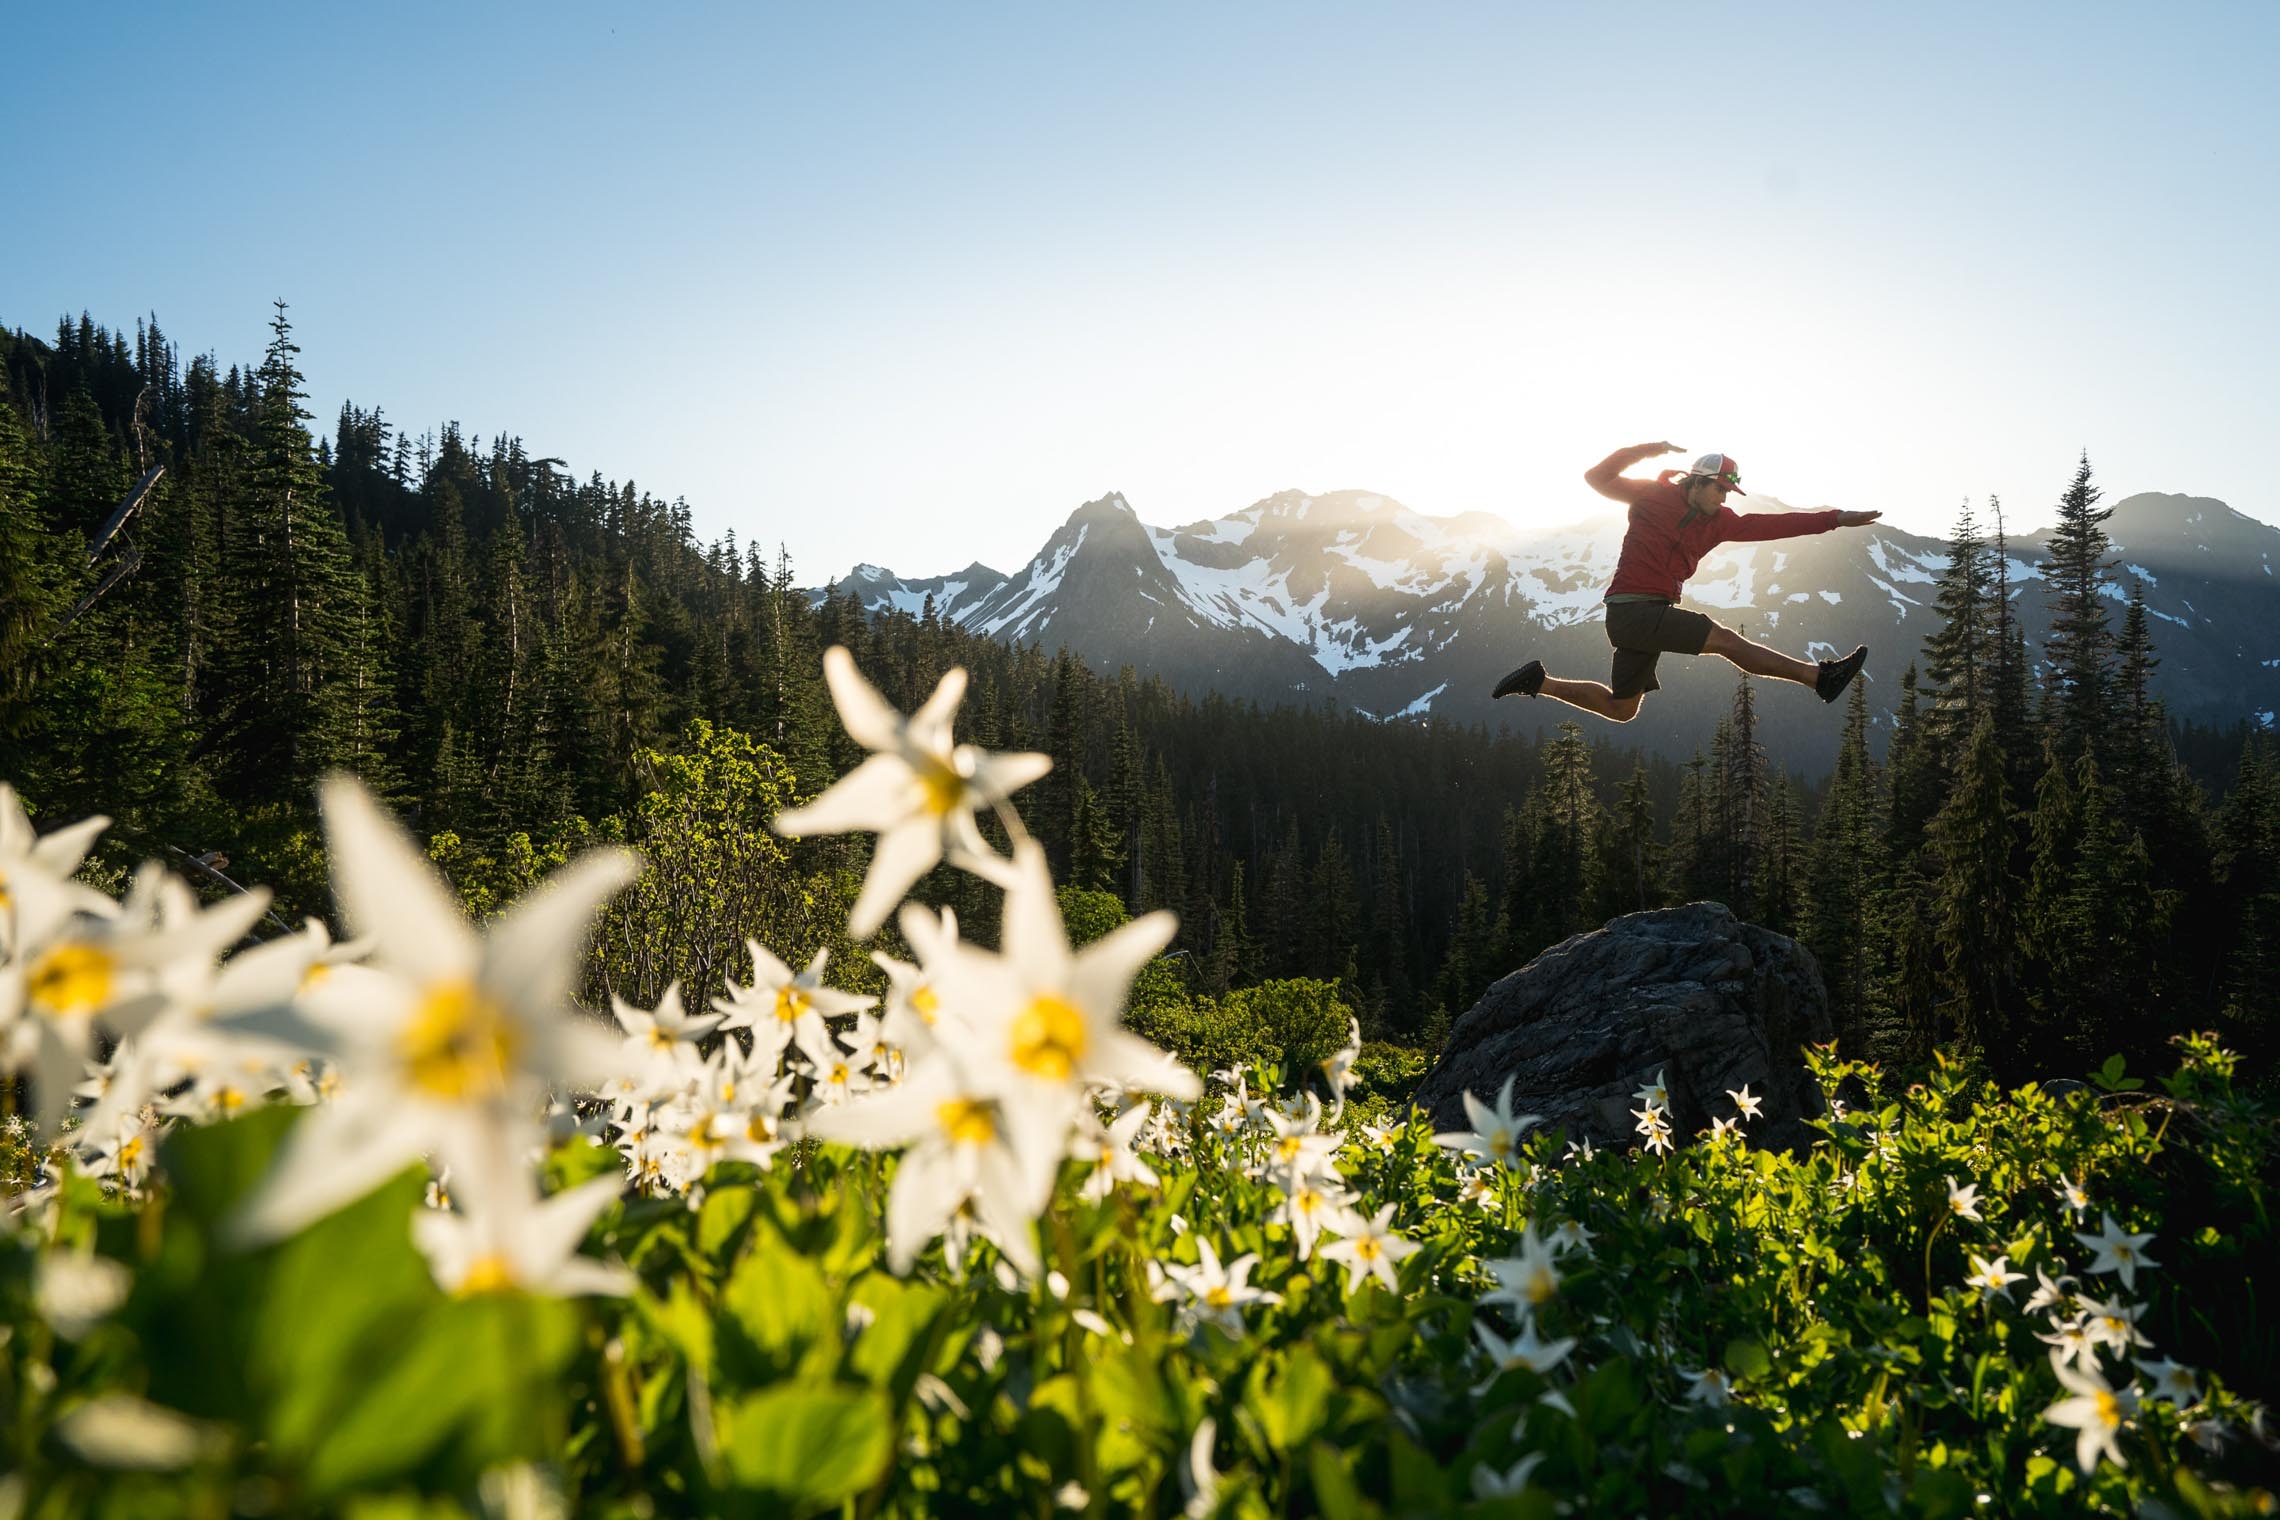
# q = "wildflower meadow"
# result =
<box><xmin>2</xmin><ymin>648</ymin><xmax>2273</xmax><ymax>1517</ymax></box>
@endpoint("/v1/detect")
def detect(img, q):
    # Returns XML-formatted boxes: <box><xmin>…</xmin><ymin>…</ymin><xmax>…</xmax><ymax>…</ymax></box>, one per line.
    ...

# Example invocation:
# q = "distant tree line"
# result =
<box><xmin>2</xmin><ymin>309</ymin><xmax>2273</xmax><ymax>1081</ymax></box>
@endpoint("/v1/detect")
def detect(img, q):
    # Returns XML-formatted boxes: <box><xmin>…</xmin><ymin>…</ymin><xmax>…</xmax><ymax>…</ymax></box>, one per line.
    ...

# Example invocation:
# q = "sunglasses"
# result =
<box><xmin>1715</xmin><ymin>472</ymin><xmax>1742</xmax><ymax>489</ymax></box>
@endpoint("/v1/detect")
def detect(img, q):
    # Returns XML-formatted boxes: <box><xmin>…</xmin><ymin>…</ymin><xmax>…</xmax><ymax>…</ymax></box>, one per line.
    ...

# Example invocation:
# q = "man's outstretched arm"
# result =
<box><xmin>1717</xmin><ymin>506</ymin><xmax>1880</xmax><ymax>542</ymax></box>
<box><xmin>1584</xmin><ymin>440</ymin><xmax>1684</xmax><ymax>501</ymax></box>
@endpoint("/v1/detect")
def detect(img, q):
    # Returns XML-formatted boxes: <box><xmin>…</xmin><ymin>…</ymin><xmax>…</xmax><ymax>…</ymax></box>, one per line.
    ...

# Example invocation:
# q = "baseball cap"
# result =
<box><xmin>1689</xmin><ymin>453</ymin><xmax>1746</xmax><ymax>495</ymax></box>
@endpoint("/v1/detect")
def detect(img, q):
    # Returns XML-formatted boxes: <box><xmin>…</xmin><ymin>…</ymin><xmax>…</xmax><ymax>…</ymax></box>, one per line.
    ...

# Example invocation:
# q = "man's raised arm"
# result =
<box><xmin>1584</xmin><ymin>441</ymin><xmax>1683</xmax><ymax>501</ymax></box>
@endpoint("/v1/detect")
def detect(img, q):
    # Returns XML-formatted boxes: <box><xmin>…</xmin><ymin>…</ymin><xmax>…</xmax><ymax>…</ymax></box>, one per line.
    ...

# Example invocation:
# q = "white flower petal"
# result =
<box><xmin>824</xmin><ymin>646</ymin><xmax>905</xmax><ymax>752</ymax></box>
<box><xmin>320</xmin><ymin>775</ymin><xmax>480</xmax><ymax>980</ymax></box>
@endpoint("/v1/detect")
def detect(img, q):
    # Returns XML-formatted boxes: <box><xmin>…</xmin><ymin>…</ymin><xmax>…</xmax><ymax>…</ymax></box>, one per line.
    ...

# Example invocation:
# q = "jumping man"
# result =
<box><xmin>1492</xmin><ymin>442</ymin><xmax>1877</xmax><ymax>721</ymax></box>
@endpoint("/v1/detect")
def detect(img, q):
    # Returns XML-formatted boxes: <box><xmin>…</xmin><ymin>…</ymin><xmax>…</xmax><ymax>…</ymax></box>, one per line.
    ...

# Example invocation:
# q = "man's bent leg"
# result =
<box><xmin>1540</xmin><ymin>675</ymin><xmax>1643</xmax><ymax>722</ymax></box>
<box><xmin>1701</xmin><ymin>625</ymin><xmax>1818</xmax><ymax>688</ymax></box>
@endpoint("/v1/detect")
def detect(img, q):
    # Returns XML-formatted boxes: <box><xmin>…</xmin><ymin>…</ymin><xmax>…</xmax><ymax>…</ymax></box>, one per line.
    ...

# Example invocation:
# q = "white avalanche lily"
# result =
<box><xmin>1965</xmin><ymin>1253</ymin><xmax>2027</xmax><ymax>1302</ymax></box>
<box><xmin>1481</xmin><ymin>1222</ymin><xmax>1562</xmax><ymax>1318</ymax></box>
<box><xmin>803</xmin><ymin>1054</ymin><xmax>1055</xmax><ymax>1277</ymax></box>
<box><xmin>772</xmin><ymin>647</ymin><xmax>1051</xmax><ymax>938</ymax></box>
<box><xmin>934</xmin><ymin>841</ymin><xmax>1199</xmax><ymax>1176</ymax></box>
<box><xmin>1473</xmin><ymin>1319</ymin><xmax>1577</xmax><ymax>1384</ymax></box>
<box><xmin>1161</xmin><ymin>1237</ymin><xmax>1280</xmax><ymax>1338</ymax></box>
<box><xmin>1317</xmin><ymin>1203</ymin><xmax>1420</xmax><ymax>1296</ymax></box>
<box><xmin>2023</xmin><ymin>1266</ymin><xmax>2078</xmax><ymax>1317</ymax></box>
<box><xmin>1726</xmin><ymin>1083</ymin><xmax>1764</xmax><ymax>1121</ymax></box>
<box><xmin>1</xmin><ymin>863</ymin><xmax>271</xmax><ymax>1136</ymax></box>
<box><xmin>611</xmin><ymin>982</ymin><xmax>719</xmax><ymax>1098</ymax></box>
<box><xmin>225</xmin><ymin>775</ymin><xmax>637</xmax><ymax>1244</ymax></box>
<box><xmin>0</xmin><ymin>785</ymin><xmax>116</xmax><ymax>955</ymax></box>
<box><xmin>1632</xmin><ymin>1103</ymin><xmax>1674</xmax><ymax>1155</ymax></box>
<box><xmin>1433</xmin><ymin>1075</ymin><xmax>1541</xmax><ymax>1168</ymax></box>
<box><xmin>1683</xmin><ymin>1366</ymin><xmax>1733</xmax><ymax>1407</ymax></box>
<box><xmin>411</xmin><ymin>1156</ymin><xmax>632</xmax><ymax>1298</ymax></box>
<box><xmin>1074</xmin><ymin>1102</ymin><xmax>1160</xmax><ymax>1203</ymax></box>
<box><xmin>2073</xmin><ymin>1211</ymin><xmax>2158</xmax><ymax>1291</ymax></box>
<box><xmin>1633</xmin><ymin>1067</ymin><xmax>1671</xmax><ymax>1110</ymax></box>
<box><xmin>2043</xmin><ymin>1351</ymin><xmax>2136</xmax><ymax>1471</ymax></box>
<box><xmin>1317</xmin><ymin>1016</ymin><xmax>1361</xmax><ymax>1114</ymax></box>
<box><xmin>1471</xmin><ymin>1453</ymin><xmax>1545</xmax><ymax>1499</ymax></box>
<box><xmin>1944</xmin><ymin>1175</ymin><xmax>1983</xmax><ymax>1222</ymax></box>
<box><xmin>713</xmin><ymin>941</ymin><xmax>873</xmax><ymax>1071</ymax></box>
<box><xmin>1268</xmin><ymin>1172</ymin><xmax>1354</xmax><ymax>1261</ymax></box>
<box><xmin>2134</xmin><ymin>1356</ymin><xmax>2200</xmax><ymax>1407</ymax></box>
<box><xmin>872</xmin><ymin>903</ymin><xmax>963</xmax><ymax>1058</ymax></box>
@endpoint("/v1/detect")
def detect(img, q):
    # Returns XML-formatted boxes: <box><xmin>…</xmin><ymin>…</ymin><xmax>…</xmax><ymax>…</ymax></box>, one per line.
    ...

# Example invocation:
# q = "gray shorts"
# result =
<box><xmin>1605</xmin><ymin>600</ymin><xmax>1715</xmax><ymax>699</ymax></box>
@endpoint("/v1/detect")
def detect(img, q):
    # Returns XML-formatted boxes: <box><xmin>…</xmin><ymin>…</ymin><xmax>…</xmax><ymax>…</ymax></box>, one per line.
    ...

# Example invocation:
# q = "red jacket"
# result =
<box><xmin>1601</xmin><ymin>472</ymin><xmax>1842</xmax><ymax>602</ymax></box>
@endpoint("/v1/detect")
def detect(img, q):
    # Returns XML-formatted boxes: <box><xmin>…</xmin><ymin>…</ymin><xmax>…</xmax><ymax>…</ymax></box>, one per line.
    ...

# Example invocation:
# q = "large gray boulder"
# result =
<box><xmin>1416</xmin><ymin>903</ymin><xmax>1835</xmax><ymax>1153</ymax></box>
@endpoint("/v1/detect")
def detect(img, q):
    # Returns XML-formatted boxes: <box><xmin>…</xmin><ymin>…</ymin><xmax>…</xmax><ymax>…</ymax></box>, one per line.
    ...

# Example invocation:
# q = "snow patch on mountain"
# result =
<box><xmin>1396</xmin><ymin>682</ymin><xmax>1449</xmax><ymax>718</ymax></box>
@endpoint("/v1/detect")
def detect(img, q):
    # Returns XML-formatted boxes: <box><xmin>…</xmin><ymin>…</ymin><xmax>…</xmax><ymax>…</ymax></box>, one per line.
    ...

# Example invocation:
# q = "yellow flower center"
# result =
<box><xmin>300</xmin><ymin>962</ymin><xmax>333</xmax><ymax>990</ymax></box>
<box><xmin>1526</xmin><ymin>1267</ymin><xmax>1557</xmax><ymax>1304</ymax></box>
<box><xmin>911</xmin><ymin>984</ymin><xmax>940</xmax><ymax>1025</ymax></box>
<box><xmin>118</xmin><ymin>1136</ymin><xmax>146</xmax><ymax>1169</ymax></box>
<box><xmin>936</xmin><ymin>1098</ymin><xmax>996</xmax><ymax>1146</ymax></box>
<box><xmin>1356</xmin><ymin>1238</ymin><xmax>1382</xmax><ymax>1261</ymax></box>
<box><xmin>914</xmin><ymin>755</ymin><xmax>967</xmax><ymax>817</ymax></box>
<box><xmin>27</xmin><ymin>942</ymin><xmax>116</xmax><ymax>1019</ymax></box>
<box><xmin>1205</xmin><ymin>1285</ymin><xmax>1232</xmax><ymax>1308</ymax></box>
<box><xmin>745</xmin><ymin>1113</ymin><xmax>776</xmax><ymax>1144</ymax></box>
<box><xmin>648</xmin><ymin>1026</ymin><xmax>676</xmax><ymax>1048</ymax></box>
<box><xmin>397</xmin><ymin>979</ymin><xmax>519</xmax><ymax>1102</ymax></box>
<box><xmin>1009</xmin><ymin>995</ymin><xmax>1087</xmax><ymax>1082</ymax></box>
<box><xmin>2093</xmin><ymin>1390</ymin><xmax>2121</xmax><ymax>1429</ymax></box>
<box><xmin>1276</xmin><ymin>1135</ymin><xmax>1303</xmax><ymax>1163</ymax></box>
<box><xmin>773</xmin><ymin>987</ymin><xmax>810</xmax><ymax>1024</ymax></box>
<box><xmin>458</xmin><ymin>1254</ymin><xmax>519</xmax><ymax>1295</ymax></box>
<box><xmin>215</xmin><ymin>1086</ymin><xmax>246</xmax><ymax>1114</ymax></box>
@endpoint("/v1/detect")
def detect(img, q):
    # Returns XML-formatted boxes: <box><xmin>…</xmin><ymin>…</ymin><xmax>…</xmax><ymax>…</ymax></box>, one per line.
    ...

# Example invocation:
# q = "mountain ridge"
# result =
<box><xmin>824</xmin><ymin>487</ymin><xmax>2280</xmax><ymax>771</ymax></box>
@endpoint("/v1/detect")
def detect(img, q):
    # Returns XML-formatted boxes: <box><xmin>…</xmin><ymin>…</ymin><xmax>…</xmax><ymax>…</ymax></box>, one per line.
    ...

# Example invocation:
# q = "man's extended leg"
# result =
<box><xmin>1702</xmin><ymin>625</ymin><xmax>1869</xmax><ymax>703</ymax></box>
<box><xmin>1701</xmin><ymin>625</ymin><xmax>1818</xmax><ymax>687</ymax></box>
<box><xmin>1538</xmin><ymin>676</ymin><xmax>1642</xmax><ymax>722</ymax></box>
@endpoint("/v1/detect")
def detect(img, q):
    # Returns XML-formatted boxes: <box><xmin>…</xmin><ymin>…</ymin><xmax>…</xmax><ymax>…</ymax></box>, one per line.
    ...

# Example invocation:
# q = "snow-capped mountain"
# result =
<box><xmin>824</xmin><ymin>488</ymin><xmax>2280</xmax><ymax>772</ymax></box>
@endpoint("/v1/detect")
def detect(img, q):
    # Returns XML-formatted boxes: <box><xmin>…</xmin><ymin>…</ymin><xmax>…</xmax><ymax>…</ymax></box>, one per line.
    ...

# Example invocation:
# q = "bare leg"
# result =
<box><xmin>1539</xmin><ymin>675</ymin><xmax>1644</xmax><ymax>722</ymax></box>
<box><xmin>1701</xmin><ymin>625</ymin><xmax>1818</xmax><ymax>688</ymax></box>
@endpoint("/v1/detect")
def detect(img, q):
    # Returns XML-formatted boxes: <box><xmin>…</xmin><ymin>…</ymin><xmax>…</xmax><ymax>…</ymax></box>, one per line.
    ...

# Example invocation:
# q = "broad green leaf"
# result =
<box><xmin>718</xmin><ymin>1383</ymin><xmax>892</xmax><ymax>1512</ymax></box>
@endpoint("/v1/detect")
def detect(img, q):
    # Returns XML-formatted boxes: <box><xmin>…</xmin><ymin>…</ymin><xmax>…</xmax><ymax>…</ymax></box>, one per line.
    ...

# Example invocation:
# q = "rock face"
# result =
<box><xmin>1416</xmin><ymin>903</ymin><xmax>1835</xmax><ymax>1154</ymax></box>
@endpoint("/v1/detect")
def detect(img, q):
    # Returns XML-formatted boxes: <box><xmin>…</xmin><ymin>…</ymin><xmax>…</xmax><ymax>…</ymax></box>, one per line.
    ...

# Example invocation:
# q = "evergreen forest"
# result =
<box><xmin>3</xmin><ymin>307</ymin><xmax>2276</xmax><ymax>1086</ymax></box>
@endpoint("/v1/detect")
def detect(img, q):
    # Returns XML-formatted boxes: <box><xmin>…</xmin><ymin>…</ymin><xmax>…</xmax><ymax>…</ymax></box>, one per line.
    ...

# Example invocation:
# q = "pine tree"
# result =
<box><xmin>1530</xmin><ymin>721</ymin><xmax>1600</xmax><ymax>943</ymax></box>
<box><xmin>209</xmin><ymin>301</ymin><xmax>361</xmax><ymax>791</ymax></box>
<box><xmin>1930</xmin><ymin>714</ymin><xmax>2023</xmax><ymax>1061</ymax></box>
<box><xmin>2043</xmin><ymin>453</ymin><xmax>2116</xmax><ymax>771</ymax></box>
<box><xmin>1923</xmin><ymin>500</ymin><xmax>1996</xmax><ymax>757</ymax></box>
<box><xmin>0</xmin><ymin>403</ymin><xmax>69</xmax><ymax>729</ymax></box>
<box><xmin>1802</xmin><ymin>682</ymin><xmax>1885</xmax><ymax>1048</ymax></box>
<box><xmin>1754</xmin><ymin>773</ymin><xmax>1805</xmax><ymax>937</ymax></box>
<box><xmin>1712</xmin><ymin>677</ymin><xmax>1764</xmax><ymax>916</ymax></box>
<box><xmin>1594</xmin><ymin>762</ymin><xmax>1661</xmax><ymax>920</ymax></box>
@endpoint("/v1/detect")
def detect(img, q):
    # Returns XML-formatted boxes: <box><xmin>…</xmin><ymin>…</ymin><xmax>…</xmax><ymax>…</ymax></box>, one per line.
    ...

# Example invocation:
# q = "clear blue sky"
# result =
<box><xmin>7</xmin><ymin>1</ymin><xmax>2275</xmax><ymax>578</ymax></box>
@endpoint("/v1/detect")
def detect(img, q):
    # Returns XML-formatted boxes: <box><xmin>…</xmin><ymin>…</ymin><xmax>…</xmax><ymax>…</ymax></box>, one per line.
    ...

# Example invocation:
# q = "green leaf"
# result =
<box><xmin>718</xmin><ymin>1383</ymin><xmax>892</xmax><ymax>1512</ymax></box>
<box><xmin>696</xmin><ymin>1185</ymin><xmax>759</xmax><ymax>1261</ymax></box>
<box><xmin>1249</xmin><ymin>1345</ymin><xmax>1333</xmax><ymax>1455</ymax></box>
<box><xmin>1307</xmin><ymin>1441</ymin><xmax>1381</xmax><ymax>1520</ymax></box>
<box><xmin>717</xmin><ymin>1222</ymin><xmax>838</xmax><ymax>1381</ymax></box>
<box><xmin>1722</xmin><ymin>1337</ymin><xmax>1772</xmax><ymax>1382</ymax></box>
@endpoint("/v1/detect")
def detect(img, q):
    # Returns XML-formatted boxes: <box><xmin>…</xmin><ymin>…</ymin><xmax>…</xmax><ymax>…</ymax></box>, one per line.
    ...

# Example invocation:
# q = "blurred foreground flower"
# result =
<box><xmin>774</xmin><ymin>646</ymin><xmax>1050</xmax><ymax>938</ymax></box>
<box><xmin>224</xmin><ymin>775</ymin><xmax>637</xmax><ymax>1244</ymax></box>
